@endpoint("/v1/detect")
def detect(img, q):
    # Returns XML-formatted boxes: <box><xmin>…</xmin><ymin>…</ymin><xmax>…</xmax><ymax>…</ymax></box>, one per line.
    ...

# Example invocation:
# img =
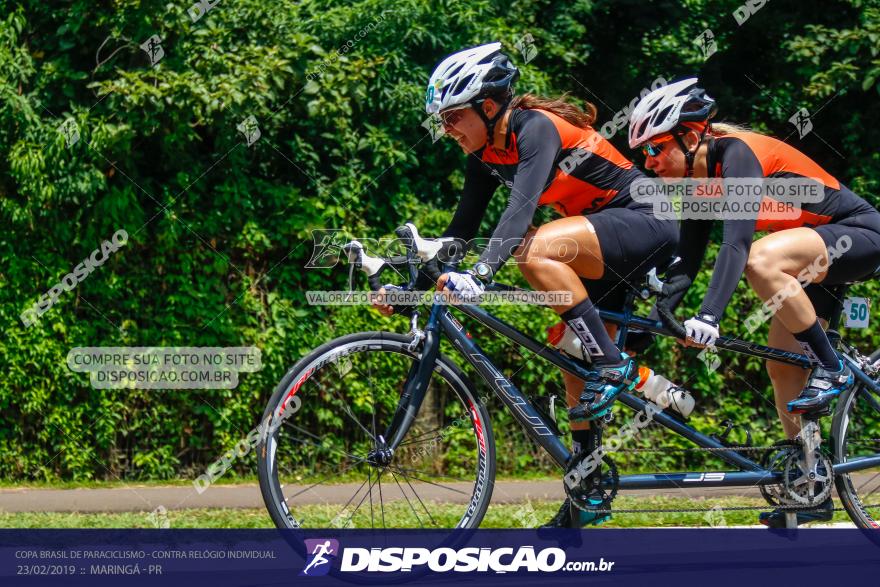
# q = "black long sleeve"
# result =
<box><xmin>697</xmin><ymin>138</ymin><xmax>763</xmax><ymax>316</ymax></box>
<box><xmin>441</xmin><ymin>152</ymin><xmax>498</xmax><ymax>243</ymax></box>
<box><xmin>477</xmin><ymin>112</ymin><xmax>560</xmax><ymax>273</ymax></box>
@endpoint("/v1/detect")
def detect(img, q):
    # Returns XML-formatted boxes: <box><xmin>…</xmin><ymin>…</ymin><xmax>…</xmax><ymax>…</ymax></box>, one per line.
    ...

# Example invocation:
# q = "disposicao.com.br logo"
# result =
<box><xmin>301</xmin><ymin>538</ymin><xmax>339</xmax><ymax>576</ymax></box>
<box><xmin>300</xmin><ymin>540</ymin><xmax>614</xmax><ymax>575</ymax></box>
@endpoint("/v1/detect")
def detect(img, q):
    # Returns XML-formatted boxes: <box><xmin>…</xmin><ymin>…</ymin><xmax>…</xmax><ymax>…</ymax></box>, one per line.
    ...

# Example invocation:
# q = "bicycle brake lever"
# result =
<box><xmin>344</xmin><ymin>240</ymin><xmax>387</xmax><ymax>290</ymax></box>
<box><xmin>343</xmin><ymin>241</ymin><xmax>385</xmax><ymax>275</ymax></box>
<box><xmin>396</xmin><ymin>223</ymin><xmax>453</xmax><ymax>262</ymax></box>
<box><xmin>647</xmin><ymin>267</ymin><xmax>664</xmax><ymax>293</ymax></box>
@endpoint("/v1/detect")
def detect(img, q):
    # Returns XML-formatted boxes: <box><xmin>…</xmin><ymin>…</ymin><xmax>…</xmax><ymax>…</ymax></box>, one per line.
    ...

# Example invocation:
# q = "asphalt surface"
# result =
<box><xmin>0</xmin><ymin>475</ymin><xmax>874</xmax><ymax>514</ymax></box>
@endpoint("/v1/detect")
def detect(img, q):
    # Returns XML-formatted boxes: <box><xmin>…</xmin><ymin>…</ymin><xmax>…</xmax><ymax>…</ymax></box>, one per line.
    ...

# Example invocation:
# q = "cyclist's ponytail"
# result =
<box><xmin>510</xmin><ymin>93</ymin><xmax>597</xmax><ymax>129</ymax></box>
<box><xmin>708</xmin><ymin>122</ymin><xmax>754</xmax><ymax>136</ymax></box>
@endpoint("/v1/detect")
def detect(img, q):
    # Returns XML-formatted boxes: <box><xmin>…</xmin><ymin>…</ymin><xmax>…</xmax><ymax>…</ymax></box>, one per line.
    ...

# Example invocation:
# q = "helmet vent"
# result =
<box><xmin>445</xmin><ymin>63</ymin><xmax>465</xmax><ymax>79</ymax></box>
<box><xmin>452</xmin><ymin>73</ymin><xmax>475</xmax><ymax>96</ymax></box>
<box><xmin>654</xmin><ymin>104</ymin><xmax>674</xmax><ymax>124</ymax></box>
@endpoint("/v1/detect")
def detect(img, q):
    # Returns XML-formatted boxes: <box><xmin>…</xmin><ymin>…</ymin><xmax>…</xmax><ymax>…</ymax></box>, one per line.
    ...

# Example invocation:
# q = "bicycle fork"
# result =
<box><xmin>383</xmin><ymin>308</ymin><xmax>444</xmax><ymax>453</ymax></box>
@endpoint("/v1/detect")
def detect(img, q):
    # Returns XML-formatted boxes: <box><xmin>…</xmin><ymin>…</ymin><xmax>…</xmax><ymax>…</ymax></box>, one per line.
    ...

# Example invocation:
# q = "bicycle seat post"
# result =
<box><xmin>616</xmin><ymin>289</ymin><xmax>637</xmax><ymax>348</ymax></box>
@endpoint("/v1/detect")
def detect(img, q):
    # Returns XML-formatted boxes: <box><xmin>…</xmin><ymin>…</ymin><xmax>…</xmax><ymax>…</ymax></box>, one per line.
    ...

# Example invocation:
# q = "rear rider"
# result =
<box><xmin>419</xmin><ymin>43</ymin><xmax>678</xmax><ymax>526</ymax></box>
<box><xmin>628</xmin><ymin>78</ymin><xmax>880</xmax><ymax>527</ymax></box>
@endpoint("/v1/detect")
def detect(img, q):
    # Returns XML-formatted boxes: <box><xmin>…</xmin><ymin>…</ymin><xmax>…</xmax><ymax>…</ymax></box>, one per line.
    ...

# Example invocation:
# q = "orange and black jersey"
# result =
<box><xmin>441</xmin><ymin>108</ymin><xmax>645</xmax><ymax>273</ymax></box>
<box><xmin>677</xmin><ymin>131</ymin><xmax>877</xmax><ymax>317</ymax></box>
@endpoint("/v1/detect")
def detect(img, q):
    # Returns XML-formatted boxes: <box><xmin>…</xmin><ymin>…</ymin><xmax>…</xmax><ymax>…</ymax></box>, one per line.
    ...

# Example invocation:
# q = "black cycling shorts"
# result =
<box><xmin>804</xmin><ymin>210</ymin><xmax>880</xmax><ymax>320</ymax></box>
<box><xmin>581</xmin><ymin>205</ymin><xmax>679</xmax><ymax>311</ymax></box>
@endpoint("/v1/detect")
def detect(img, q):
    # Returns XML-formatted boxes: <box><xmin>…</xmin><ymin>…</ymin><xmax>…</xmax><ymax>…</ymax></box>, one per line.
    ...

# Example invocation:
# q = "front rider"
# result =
<box><xmin>417</xmin><ymin>43</ymin><xmax>677</xmax><ymax>526</ymax></box>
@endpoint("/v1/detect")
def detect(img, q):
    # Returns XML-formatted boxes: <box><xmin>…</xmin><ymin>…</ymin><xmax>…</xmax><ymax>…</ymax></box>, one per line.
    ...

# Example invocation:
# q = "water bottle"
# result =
<box><xmin>635</xmin><ymin>367</ymin><xmax>695</xmax><ymax>417</ymax></box>
<box><xmin>547</xmin><ymin>322</ymin><xmax>585</xmax><ymax>360</ymax></box>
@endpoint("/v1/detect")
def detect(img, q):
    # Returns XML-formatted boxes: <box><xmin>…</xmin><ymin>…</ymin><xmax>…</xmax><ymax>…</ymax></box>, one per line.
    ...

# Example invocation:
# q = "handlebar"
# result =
<box><xmin>342</xmin><ymin>240</ymin><xmax>392</xmax><ymax>291</ymax></box>
<box><xmin>656</xmin><ymin>303</ymin><xmax>688</xmax><ymax>339</ymax></box>
<box><xmin>345</xmin><ymin>223</ymin><xmax>688</xmax><ymax>336</ymax></box>
<box><xmin>343</xmin><ymin>223</ymin><xmax>461</xmax><ymax>292</ymax></box>
<box><xmin>395</xmin><ymin>223</ymin><xmax>449</xmax><ymax>262</ymax></box>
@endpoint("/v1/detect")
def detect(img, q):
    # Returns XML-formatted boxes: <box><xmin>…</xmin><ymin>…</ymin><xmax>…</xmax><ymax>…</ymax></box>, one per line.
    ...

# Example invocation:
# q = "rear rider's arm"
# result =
<box><xmin>478</xmin><ymin>111</ymin><xmax>562</xmax><ymax>275</ymax></box>
<box><xmin>700</xmin><ymin>218</ymin><xmax>757</xmax><ymax>317</ymax></box>
<box><xmin>698</xmin><ymin>137</ymin><xmax>764</xmax><ymax>318</ymax></box>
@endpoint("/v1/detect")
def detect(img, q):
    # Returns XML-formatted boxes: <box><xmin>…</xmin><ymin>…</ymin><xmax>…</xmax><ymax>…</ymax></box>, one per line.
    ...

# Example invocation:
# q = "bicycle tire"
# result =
<box><xmin>257</xmin><ymin>331</ymin><xmax>495</xmax><ymax>530</ymax></box>
<box><xmin>831</xmin><ymin>380</ymin><xmax>880</xmax><ymax>530</ymax></box>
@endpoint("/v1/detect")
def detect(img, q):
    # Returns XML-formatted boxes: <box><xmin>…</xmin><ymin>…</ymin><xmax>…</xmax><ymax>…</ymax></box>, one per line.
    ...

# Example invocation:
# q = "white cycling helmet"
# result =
<box><xmin>628</xmin><ymin>77</ymin><xmax>717</xmax><ymax>149</ymax></box>
<box><xmin>425</xmin><ymin>42</ymin><xmax>519</xmax><ymax>115</ymax></box>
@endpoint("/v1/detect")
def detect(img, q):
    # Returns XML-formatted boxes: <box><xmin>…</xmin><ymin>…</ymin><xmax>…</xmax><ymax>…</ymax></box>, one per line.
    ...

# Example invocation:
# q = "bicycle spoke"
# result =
<box><xmin>398</xmin><ymin>426</ymin><xmax>447</xmax><ymax>447</ymax></box>
<box><xmin>312</xmin><ymin>367</ymin><xmax>378</xmax><ymax>442</ymax></box>
<box><xmin>283</xmin><ymin>459</ymin><xmax>365</xmax><ymax>502</ymax></box>
<box><xmin>390</xmin><ymin>464</ymin><xmax>471</xmax><ymax>496</ymax></box>
<box><xmin>378</xmin><ymin>462</ymin><xmax>386</xmax><ymax>528</ymax></box>
<box><xmin>343</xmin><ymin>466</ymin><xmax>385</xmax><ymax>529</ymax></box>
<box><xmin>370</xmin><ymin>351</ymin><xmax>378</xmax><ymax>443</ymax></box>
<box><xmin>283</xmin><ymin>423</ymin><xmax>366</xmax><ymax>464</ymax></box>
<box><xmin>393</xmin><ymin>466</ymin><xmax>438</xmax><ymax>527</ymax></box>
<box><xmin>367</xmin><ymin>468</ymin><xmax>375</xmax><ymax>529</ymax></box>
<box><xmin>859</xmin><ymin>389</ymin><xmax>880</xmax><ymax>414</ymax></box>
<box><xmin>856</xmin><ymin>470</ymin><xmax>880</xmax><ymax>494</ymax></box>
<box><xmin>862</xmin><ymin>485</ymin><xmax>880</xmax><ymax>503</ymax></box>
<box><xmin>338</xmin><ymin>393</ymin><xmax>378</xmax><ymax>441</ymax></box>
<box><xmin>335</xmin><ymin>475</ymin><xmax>373</xmax><ymax>525</ymax></box>
<box><xmin>390</xmin><ymin>470</ymin><xmax>424</xmax><ymax>528</ymax></box>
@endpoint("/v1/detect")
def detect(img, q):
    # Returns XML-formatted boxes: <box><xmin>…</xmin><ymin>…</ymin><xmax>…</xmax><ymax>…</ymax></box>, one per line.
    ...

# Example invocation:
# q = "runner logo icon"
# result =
<box><xmin>301</xmin><ymin>538</ymin><xmax>339</xmax><ymax>576</ymax></box>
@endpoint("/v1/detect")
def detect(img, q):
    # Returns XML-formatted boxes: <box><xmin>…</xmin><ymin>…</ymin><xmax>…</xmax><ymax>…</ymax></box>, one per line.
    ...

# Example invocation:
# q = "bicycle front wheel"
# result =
<box><xmin>257</xmin><ymin>331</ymin><xmax>495</xmax><ymax>529</ymax></box>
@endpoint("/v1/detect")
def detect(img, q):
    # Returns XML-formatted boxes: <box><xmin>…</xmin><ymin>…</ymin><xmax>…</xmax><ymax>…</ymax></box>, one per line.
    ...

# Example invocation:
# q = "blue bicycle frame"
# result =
<box><xmin>384</xmin><ymin>285</ymin><xmax>880</xmax><ymax>491</ymax></box>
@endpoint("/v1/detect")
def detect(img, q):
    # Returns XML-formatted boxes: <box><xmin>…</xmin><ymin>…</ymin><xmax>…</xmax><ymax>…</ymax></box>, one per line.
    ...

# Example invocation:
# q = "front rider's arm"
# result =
<box><xmin>478</xmin><ymin>112</ymin><xmax>561</xmax><ymax>274</ymax></box>
<box><xmin>698</xmin><ymin>138</ymin><xmax>764</xmax><ymax>317</ymax></box>
<box><xmin>408</xmin><ymin>153</ymin><xmax>497</xmax><ymax>291</ymax></box>
<box><xmin>441</xmin><ymin>152</ymin><xmax>498</xmax><ymax>244</ymax></box>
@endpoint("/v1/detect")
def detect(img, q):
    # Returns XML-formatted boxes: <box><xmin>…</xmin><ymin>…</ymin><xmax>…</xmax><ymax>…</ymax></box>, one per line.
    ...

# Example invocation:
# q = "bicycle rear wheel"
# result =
<box><xmin>257</xmin><ymin>331</ymin><xmax>495</xmax><ymax>529</ymax></box>
<box><xmin>831</xmin><ymin>380</ymin><xmax>880</xmax><ymax>530</ymax></box>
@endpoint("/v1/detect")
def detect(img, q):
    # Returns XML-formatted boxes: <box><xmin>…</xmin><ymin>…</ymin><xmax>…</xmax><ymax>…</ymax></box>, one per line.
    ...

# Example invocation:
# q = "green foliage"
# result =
<box><xmin>0</xmin><ymin>0</ymin><xmax>878</xmax><ymax>481</ymax></box>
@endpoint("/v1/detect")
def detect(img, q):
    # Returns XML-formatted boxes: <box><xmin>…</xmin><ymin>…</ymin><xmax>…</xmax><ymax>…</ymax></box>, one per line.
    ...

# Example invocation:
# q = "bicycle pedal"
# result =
<box><xmin>800</xmin><ymin>406</ymin><xmax>832</xmax><ymax>418</ymax></box>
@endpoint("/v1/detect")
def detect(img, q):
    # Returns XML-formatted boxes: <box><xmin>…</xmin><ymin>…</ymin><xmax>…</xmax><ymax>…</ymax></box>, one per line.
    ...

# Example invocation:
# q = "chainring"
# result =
<box><xmin>759</xmin><ymin>440</ymin><xmax>801</xmax><ymax>508</ymax></box>
<box><xmin>564</xmin><ymin>452</ymin><xmax>619</xmax><ymax>512</ymax></box>
<box><xmin>782</xmin><ymin>447</ymin><xmax>834</xmax><ymax>506</ymax></box>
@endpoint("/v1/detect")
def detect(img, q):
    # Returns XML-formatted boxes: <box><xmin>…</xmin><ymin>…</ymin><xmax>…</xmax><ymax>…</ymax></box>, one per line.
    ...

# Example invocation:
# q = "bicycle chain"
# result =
<box><xmin>578</xmin><ymin>438</ymin><xmax>880</xmax><ymax>515</ymax></box>
<box><xmin>583</xmin><ymin>504</ymin><xmax>880</xmax><ymax>514</ymax></box>
<box><xmin>607</xmin><ymin>440</ymin><xmax>880</xmax><ymax>454</ymax></box>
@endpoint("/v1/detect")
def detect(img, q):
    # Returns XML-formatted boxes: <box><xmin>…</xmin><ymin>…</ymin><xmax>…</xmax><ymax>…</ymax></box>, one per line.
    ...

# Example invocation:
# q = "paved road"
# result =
<box><xmin>0</xmin><ymin>475</ymin><xmax>874</xmax><ymax>514</ymax></box>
